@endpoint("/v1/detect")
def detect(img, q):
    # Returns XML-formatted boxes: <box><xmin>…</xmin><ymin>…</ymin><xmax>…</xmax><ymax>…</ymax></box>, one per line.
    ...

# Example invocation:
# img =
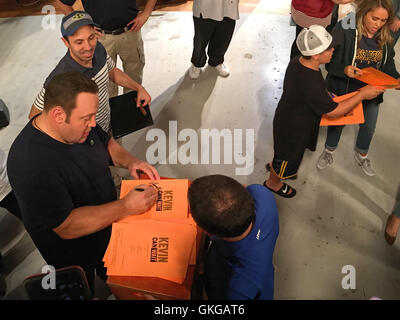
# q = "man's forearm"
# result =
<box><xmin>108</xmin><ymin>136</ymin><xmax>159</xmax><ymax>180</ymax></box>
<box><xmin>109</xmin><ymin>68</ymin><xmax>142</xmax><ymax>92</ymax></box>
<box><xmin>53</xmin><ymin>199</ymin><xmax>128</xmax><ymax>240</ymax></box>
<box><xmin>107</xmin><ymin>137</ymin><xmax>140</xmax><ymax>169</ymax></box>
<box><xmin>143</xmin><ymin>0</ymin><xmax>157</xmax><ymax>16</ymax></box>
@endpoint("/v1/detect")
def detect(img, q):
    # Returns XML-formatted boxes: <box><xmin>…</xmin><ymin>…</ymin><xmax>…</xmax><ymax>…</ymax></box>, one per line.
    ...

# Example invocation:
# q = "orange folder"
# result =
<box><xmin>118</xmin><ymin>179</ymin><xmax>192</xmax><ymax>224</ymax></box>
<box><xmin>103</xmin><ymin>220</ymin><xmax>197</xmax><ymax>283</ymax></box>
<box><xmin>320</xmin><ymin>91</ymin><xmax>364</xmax><ymax>126</ymax></box>
<box><xmin>355</xmin><ymin>67</ymin><xmax>399</xmax><ymax>88</ymax></box>
<box><xmin>103</xmin><ymin>177</ymin><xmax>199</xmax><ymax>283</ymax></box>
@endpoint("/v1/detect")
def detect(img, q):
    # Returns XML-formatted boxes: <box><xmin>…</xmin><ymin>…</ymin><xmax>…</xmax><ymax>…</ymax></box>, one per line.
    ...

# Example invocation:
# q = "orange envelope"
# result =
<box><xmin>355</xmin><ymin>67</ymin><xmax>399</xmax><ymax>88</ymax></box>
<box><xmin>103</xmin><ymin>220</ymin><xmax>198</xmax><ymax>269</ymax></box>
<box><xmin>103</xmin><ymin>220</ymin><xmax>197</xmax><ymax>283</ymax></box>
<box><xmin>320</xmin><ymin>91</ymin><xmax>364</xmax><ymax>126</ymax></box>
<box><xmin>118</xmin><ymin>179</ymin><xmax>190</xmax><ymax>223</ymax></box>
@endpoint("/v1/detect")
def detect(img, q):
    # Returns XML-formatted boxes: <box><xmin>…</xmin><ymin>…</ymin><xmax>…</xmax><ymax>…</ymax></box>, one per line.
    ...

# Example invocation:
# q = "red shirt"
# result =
<box><xmin>292</xmin><ymin>0</ymin><xmax>334</xmax><ymax>19</ymax></box>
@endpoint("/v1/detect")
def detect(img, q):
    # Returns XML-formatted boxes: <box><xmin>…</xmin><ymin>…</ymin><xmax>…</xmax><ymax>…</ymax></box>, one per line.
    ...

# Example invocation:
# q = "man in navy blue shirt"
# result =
<box><xmin>8</xmin><ymin>72</ymin><xmax>159</xmax><ymax>291</ymax></box>
<box><xmin>188</xmin><ymin>175</ymin><xmax>279</xmax><ymax>300</ymax></box>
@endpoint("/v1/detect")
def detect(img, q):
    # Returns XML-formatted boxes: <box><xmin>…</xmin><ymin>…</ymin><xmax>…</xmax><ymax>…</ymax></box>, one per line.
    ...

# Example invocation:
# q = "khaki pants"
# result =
<box><xmin>99</xmin><ymin>30</ymin><xmax>146</xmax><ymax>98</ymax></box>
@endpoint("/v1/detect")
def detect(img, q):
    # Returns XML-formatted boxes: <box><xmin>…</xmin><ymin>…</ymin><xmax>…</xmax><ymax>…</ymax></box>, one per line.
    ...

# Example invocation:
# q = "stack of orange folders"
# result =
<box><xmin>103</xmin><ymin>179</ymin><xmax>198</xmax><ymax>284</ymax></box>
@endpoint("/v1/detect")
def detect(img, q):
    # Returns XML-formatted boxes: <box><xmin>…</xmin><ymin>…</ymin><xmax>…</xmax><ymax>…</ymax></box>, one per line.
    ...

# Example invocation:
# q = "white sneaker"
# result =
<box><xmin>188</xmin><ymin>64</ymin><xmax>201</xmax><ymax>80</ymax></box>
<box><xmin>354</xmin><ymin>153</ymin><xmax>375</xmax><ymax>176</ymax></box>
<box><xmin>214</xmin><ymin>63</ymin><xmax>230</xmax><ymax>77</ymax></box>
<box><xmin>317</xmin><ymin>148</ymin><xmax>334</xmax><ymax>170</ymax></box>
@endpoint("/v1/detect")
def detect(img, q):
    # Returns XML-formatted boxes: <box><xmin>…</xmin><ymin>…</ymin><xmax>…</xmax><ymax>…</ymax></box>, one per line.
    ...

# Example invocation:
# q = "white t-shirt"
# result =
<box><xmin>0</xmin><ymin>148</ymin><xmax>12</xmax><ymax>202</ymax></box>
<box><xmin>193</xmin><ymin>0</ymin><xmax>240</xmax><ymax>21</ymax></box>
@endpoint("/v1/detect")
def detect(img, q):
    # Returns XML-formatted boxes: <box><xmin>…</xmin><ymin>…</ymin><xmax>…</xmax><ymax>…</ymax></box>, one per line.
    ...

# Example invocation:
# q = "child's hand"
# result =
<box><xmin>359</xmin><ymin>85</ymin><xmax>385</xmax><ymax>100</ymax></box>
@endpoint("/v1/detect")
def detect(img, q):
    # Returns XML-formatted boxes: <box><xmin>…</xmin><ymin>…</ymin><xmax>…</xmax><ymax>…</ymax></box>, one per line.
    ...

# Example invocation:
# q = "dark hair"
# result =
<box><xmin>188</xmin><ymin>175</ymin><xmax>255</xmax><ymax>238</ymax></box>
<box><xmin>43</xmin><ymin>72</ymin><xmax>98</xmax><ymax>122</ymax></box>
<box><xmin>301</xmin><ymin>55</ymin><xmax>312</xmax><ymax>60</ymax></box>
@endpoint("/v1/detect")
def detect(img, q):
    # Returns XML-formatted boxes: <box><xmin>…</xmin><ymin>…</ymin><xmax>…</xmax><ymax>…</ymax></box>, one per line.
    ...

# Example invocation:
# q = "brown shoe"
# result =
<box><xmin>385</xmin><ymin>214</ymin><xmax>397</xmax><ymax>245</ymax></box>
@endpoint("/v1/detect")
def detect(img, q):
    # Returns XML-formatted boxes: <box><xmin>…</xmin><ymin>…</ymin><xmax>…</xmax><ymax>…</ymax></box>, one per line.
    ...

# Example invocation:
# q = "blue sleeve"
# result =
<box><xmin>227</xmin><ymin>287</ymin><xmax>254</xmax><ymax>300</ymax></box>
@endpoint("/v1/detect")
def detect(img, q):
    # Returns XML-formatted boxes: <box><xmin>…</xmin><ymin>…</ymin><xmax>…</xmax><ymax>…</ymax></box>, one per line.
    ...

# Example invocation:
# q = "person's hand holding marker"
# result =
<box><xmin>344</xmin><ymin>65</ymin><xmax>363</xmax><ymax>78</ymax></box>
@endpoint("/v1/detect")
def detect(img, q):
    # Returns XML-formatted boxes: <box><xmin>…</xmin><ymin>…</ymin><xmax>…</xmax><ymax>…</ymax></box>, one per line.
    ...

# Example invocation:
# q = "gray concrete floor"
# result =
<box><xmin>0</xmin><ymin>1</ymin><xmax>399</xmax><ymax>300</ymax></box>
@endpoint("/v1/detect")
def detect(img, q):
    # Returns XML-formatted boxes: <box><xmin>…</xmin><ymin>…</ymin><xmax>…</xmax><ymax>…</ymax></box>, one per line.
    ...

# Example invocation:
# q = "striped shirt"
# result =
<box><xmin>33</xmin><ymin>42</ymin><xmax>115</xmax><ymax>132</ymax></box>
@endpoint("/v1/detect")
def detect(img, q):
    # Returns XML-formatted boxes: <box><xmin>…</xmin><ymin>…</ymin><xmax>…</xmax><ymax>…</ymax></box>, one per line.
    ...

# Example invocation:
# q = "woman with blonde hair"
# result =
<box><xmin>317</xmin><ymin>0</ymin><xmax>400</xmax><ymax>176</ymax></box>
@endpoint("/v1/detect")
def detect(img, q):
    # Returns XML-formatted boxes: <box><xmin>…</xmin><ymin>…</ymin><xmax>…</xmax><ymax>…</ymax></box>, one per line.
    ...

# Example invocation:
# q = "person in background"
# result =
<box><xmin>290</xmin><ymin>0</ymin><xmax>355</xmax><ymax>59</ymax></box>
<box><xmin>58</xmin><ymin>0</ymin><xmax>157</xmax><ymax>96</ymax></box>
<box><xmin>188</xmin><ymin>0</ymin><xmax>239</xmax><ymax>80</ymax></box>
<box><xmin>390</xmin><ymin>0</ymin><xmax>400</xmax><ymax>43</ymax></box>
<box><xmin>28</xmin><ymin>11</ymin><xmax>151</xmax><ymax>135</ymax></box>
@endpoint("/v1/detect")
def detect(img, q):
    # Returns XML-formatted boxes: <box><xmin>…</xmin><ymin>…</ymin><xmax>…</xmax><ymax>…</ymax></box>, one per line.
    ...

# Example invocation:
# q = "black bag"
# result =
<box><xmin>109</xmin><ymin>91</ymin><xmax>153</xmax><ymax>139</ymax></box>
<box><xmin>0</xmin><ymin>99</ymin><xmax>10</xmax><ymax>129</ymax></box>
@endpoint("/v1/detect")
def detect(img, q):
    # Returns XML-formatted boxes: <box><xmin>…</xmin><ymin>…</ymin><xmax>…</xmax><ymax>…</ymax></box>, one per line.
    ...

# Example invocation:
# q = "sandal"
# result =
<box><xmin>263</xmin><ymin>181</ymin><xmax>296</xmax><ymax>198</ymax></box>
<box><xmin>266</xmin><ymin>163</ymin><xmax>297</xmax><ymax>180</ymax></box>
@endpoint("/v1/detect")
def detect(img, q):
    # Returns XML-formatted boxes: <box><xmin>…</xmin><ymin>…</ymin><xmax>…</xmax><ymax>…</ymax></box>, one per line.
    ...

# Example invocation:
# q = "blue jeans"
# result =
<box><xmin>325</xmin><ymin>100</ymin><xmax>380</xmax><ymax>154</ymax></box>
